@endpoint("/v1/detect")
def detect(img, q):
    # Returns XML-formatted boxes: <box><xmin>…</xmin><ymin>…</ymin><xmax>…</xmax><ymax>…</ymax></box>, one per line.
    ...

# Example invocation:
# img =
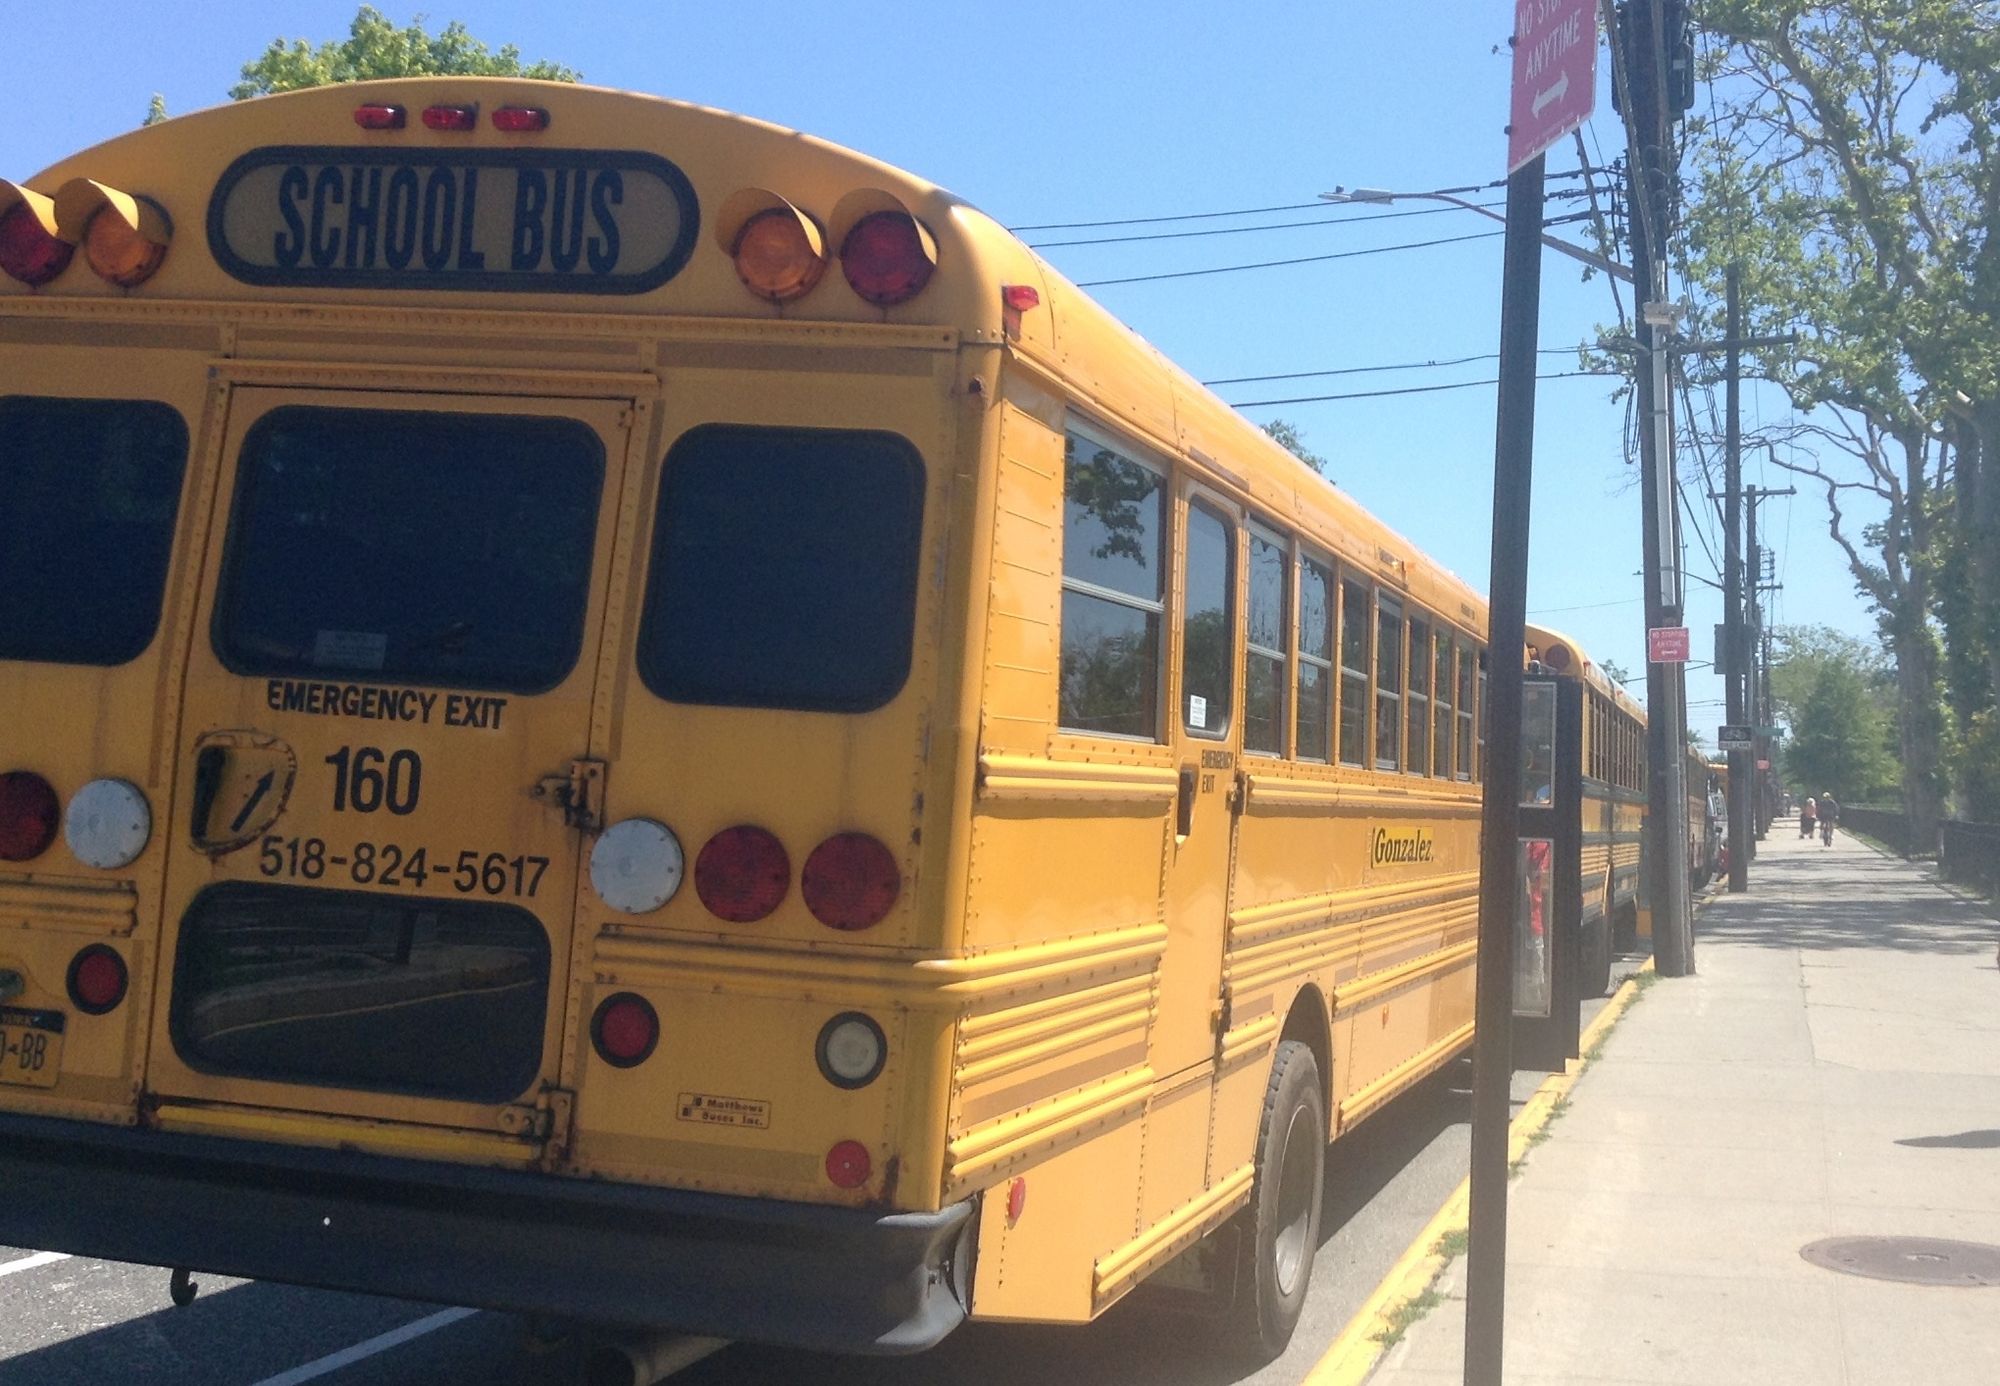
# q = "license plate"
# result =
<box><xmin>0</xmin><ymin>1007</ymin><xmax>64</xmax><ymax>1089</ymax></box>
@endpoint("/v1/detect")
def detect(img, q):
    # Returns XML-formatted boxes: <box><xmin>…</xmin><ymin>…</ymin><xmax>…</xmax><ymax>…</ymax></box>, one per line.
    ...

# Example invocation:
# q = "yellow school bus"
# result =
<box><xmin>0</xmin><ymin>79</ymin><xmax>1488</xmax><ymax>1357</ymax></box>
<box><xmin>1523</xmin><ymin>626</ymin><xmax>1645</xmax><ymax>995</ymax></box>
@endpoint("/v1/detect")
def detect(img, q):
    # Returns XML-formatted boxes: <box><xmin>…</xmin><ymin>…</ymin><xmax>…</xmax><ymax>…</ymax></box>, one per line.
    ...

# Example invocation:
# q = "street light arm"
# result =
<box><xmin>1319</xmin><ymin>186</ymin><xmax>1634</xmax><ymax>284</ymax></box>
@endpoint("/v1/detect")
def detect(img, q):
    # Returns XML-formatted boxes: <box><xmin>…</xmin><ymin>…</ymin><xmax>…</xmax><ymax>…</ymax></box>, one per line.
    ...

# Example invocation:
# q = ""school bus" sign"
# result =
<box><xmin>206</xmin><ymin>146</ymin><xmax>699</xmax><ymax>294</ymax></box>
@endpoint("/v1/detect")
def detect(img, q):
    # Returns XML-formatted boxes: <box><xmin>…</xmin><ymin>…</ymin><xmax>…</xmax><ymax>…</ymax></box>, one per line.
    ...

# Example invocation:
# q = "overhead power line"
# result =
<box><xmin>1226</xmin><ymin>370</ymin><xmax>1617</xmax><ymax>408</ymax></box>
<box><xmin>1203</xmin><ymin>348</ymin><xmax>1580</xmax><ymax>387</ymax></box>
<box><xmin>1077</xmin><ymin>229</ymin><xmax>1505</xmax><ymax>288</ymax></box>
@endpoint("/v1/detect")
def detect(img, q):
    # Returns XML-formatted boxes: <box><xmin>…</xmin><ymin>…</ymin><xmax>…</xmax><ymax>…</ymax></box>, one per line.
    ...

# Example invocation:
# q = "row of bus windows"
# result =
<box><xmin>1059</xmin><ymin>426</ymin><xmax>1485</xmax><ymax>777</ymax></box>
<box><xmin>0</xmin><ymin>397</ymin><xmax>926</xmax><ymax>713</ymax></box>
<box><xmin>1587</xmin><ymin>688</ymin><xmax>1646</xmax><ymax>793</ymax></box>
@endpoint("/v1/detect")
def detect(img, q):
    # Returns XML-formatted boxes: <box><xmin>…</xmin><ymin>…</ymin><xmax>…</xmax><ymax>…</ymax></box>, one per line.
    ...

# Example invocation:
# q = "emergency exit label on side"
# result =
<box><xmin>677</xmin><ymin>1092</ymin><xmax>771</xmax><ymax>1130</ymax></box>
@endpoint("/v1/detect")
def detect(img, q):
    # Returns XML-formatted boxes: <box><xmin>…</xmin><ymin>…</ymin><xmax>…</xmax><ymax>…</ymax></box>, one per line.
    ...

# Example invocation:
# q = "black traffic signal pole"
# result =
<box><xmin>1462</xmin><ymin>149</ymin><xmax>1545</xmax><ymax>1386</ymax></box>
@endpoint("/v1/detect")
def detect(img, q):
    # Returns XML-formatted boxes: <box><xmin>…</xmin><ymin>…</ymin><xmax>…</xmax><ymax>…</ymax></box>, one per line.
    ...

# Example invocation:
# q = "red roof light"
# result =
<box><xmin>0</xmin><ymin>202</ymin><xmax>73</xmax><ymax>288</ymax></box>
<box><xmin>491</xmin><ymin>106</ymin><xmax>550</xmax><ymax>133</ymax></box>
<box><xmin>353</xmin><ymin>104</ymin><xmax>406</xmax><ymax>130</ymax></box>
<box><xmin>841</xmin><ymin>211</ymin><xmax>936</xmax><ymax>307</ymax></box>
<box><xmin>422</xmin><ymin>104</ymin><xmax>479</xmax><ymax>132</ymax></box>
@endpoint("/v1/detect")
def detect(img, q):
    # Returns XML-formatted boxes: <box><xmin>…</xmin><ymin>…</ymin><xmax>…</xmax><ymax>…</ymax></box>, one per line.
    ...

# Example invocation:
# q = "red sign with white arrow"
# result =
<box><xmin>1508</xmin><ymin>0</ymin><xmax>1599</xmax><ymax>173</ymax></box>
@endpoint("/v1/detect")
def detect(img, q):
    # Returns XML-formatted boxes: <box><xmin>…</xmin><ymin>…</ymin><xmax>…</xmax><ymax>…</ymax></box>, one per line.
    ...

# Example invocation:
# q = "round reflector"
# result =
<box><xmin>802</xmin><ymin>833</ymin><xmax>901</xmax><ymax>931</ymax></box>
<box><xmin>694</xmin><ymin>826</ymin><xmax>790</xmax><ymax>923</ymax></box>
<box><xmin>0</xmin><ymin>201</ymin><xmax>73</xmax><ymax>287</ymax></box>
<box><xmin>64</xmin><ymin>778</ymin><xmax>151</xmax><ymax>870</ymax></box>
<box><xmin>840</xmin><ymin>211</ymin><xmax>936</xmax><ymax>306</ymax></box>
<box><xmin>0</xmin><ymin>771</ymin><xmax>61</xmax><ymax>862</ymax></box>
<box><xmin>824</xmin><ymin>1139</ymin><xmax>872</xmax><ymax>1190</ymax></box>
<box><xmin>816</xmin><ymin>1012</ymin><xmax>887</xmax><ymax>1089</ymax></box>
<box><xmin>732</xmin><ymin>207</ymin><xmax>827</xmax><ymax>303</ymax></box>
<box><xmin>67</xmin><ymin>944</ymin><xmax>128</xmax><ymax>1015</ymax></box>
<box><xmin>591</xmin><ymin>992</ymin><xmax>660</xmax><ymax>1068</ymax></box>
<box><xmin>589</xmin><ymin>818</ymin><xmax>685</xmax><ymax>914</ymax></box>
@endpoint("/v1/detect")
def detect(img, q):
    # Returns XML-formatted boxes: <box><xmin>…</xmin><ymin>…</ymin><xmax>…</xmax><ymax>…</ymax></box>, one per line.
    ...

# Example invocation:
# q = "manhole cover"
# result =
<box><xmin>1800</xmin><ymin>1237</ymin><xmax>2000</xmax><ymax>1287</ymax></box>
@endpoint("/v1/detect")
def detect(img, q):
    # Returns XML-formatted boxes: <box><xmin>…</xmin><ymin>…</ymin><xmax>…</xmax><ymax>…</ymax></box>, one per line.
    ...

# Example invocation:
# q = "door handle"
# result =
<box><xmin>1176</xmin><ymin>765</ymin><xmax>1198</xmax><ymax>840</ymax></box>
<box><xmin>191</xmin><ymin>745</ymin><xmax>227</xmax><ymax>841</ymax></box>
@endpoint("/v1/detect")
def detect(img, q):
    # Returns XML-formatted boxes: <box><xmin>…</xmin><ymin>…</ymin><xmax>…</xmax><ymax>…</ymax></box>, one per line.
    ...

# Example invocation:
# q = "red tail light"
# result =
<box><xmin>0</xmin><ymin>771</ymin><xmax>60</xmax><ymax>861</ymax></box>
<box><xmin>841</xmin><ymin>211</ymin><xmax>935</xmax><ymax>306</ymax></box>
<box><xmin>0</xmin><ymin>202</ymin><xmax>73</xmax><ymax>287</ymax></box>
<box><xmin>591</xmin><ymin>992</ymin><xmax>659</xmax><ymax>1068</ymax></box>
<box><xmin>353</xmin><ymin>103</ymin><xmax>406</xmax><ymax>130</ymax></box>
<box><xmin>801</xmin><ymin>833</ymin><xmax>901</xmax><ymax>931</ymax></box>
<box><xmin>694</xmin><ymin>826</ymin><xmax>790</xmax><ymax>922</ymax></box>
<box><xmin>825</xmin><ymin>1139</ymin><xmax>872</xmax><ymax>1189</ymax></box>
<box><xmin>67</xmin><ymin>945</ymin><xmax>128</xmax><ymax>1014</ymax></box>
<box><xmin>422</xmin><ymin>104</ymin><xmax>478</xmax><ymax>132</ymax></box>
<box><xmin>491</xmin><ymin>106</ymin><xmax>550</xmax><ymax>133</ymax></box>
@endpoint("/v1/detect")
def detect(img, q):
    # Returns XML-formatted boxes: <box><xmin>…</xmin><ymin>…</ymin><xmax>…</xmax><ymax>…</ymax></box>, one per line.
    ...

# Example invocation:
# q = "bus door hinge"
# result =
<box><xmin>1211</xmin><ymin>988</ymin><xmax>1233</xmax><ymax>1041</ymax></box>
<box><xmin>500</xmin><ymin>1086</ymin><xmax>576</xmax><ymax>1150</ymax></box>
<box><xmin>533</xmin><ymin>758</ymin><xmax>606</xmax><ymax>832</ymax></box>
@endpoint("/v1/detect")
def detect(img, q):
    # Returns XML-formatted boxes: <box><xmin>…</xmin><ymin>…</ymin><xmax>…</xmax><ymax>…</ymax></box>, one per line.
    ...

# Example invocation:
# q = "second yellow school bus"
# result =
<box><xmin>0</xmin><ymin>80</ymin><xmax>1490</xmax><ymax>1356</ymax></box>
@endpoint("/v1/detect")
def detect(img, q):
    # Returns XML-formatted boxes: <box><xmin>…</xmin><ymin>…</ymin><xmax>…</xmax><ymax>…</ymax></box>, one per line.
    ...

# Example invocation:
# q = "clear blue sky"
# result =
<box><xmin>4</xmin><ymin>2</ymin><xmax>1875</xmax><ymax>732</ymax></box>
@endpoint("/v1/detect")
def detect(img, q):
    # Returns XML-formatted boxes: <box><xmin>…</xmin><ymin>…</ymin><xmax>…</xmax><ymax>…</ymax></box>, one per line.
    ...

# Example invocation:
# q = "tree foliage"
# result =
<box><xmin>231</xmin><ymin>6</ymin><xmax>579</xmax><ymax>100</ymax></box>
<box><xmin>1769</xmin><ymin>623</ymin><xmax>1900</xmax><ymax>801</ymax></box>
<box><xmin>1681</xmin><ymin>0</ymin><xmax>2000</xmax><ymax>832</ymax></box>
<box><xmin>1261</xmin><ymin>419</ymin><xmax>1331</xmax><ymax>476</ymax></box>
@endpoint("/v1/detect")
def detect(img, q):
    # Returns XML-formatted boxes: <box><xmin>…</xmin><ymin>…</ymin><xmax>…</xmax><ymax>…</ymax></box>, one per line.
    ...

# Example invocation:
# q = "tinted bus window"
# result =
<box><xmin>1338</xmin><ymin>580</ymin><xmax>1370</xmax><ymax>767</ymax></box>
<box><xmin>1297</xmin><ymin>556</ymin><xmax>1333</xmax><ymax>762</ymax></box>
<box><xmin>639</xmin><ymin>425</ymin><xmax>924</xmax><ymax>713</ymax></box>
<box><xmin>1375</xmin><ymin>597</ymin><xmax>1403</xmax><ymax>771</ymax></box>
<box><xmin>1407</xmin><ymin>616</ymin><xmax>1431</xmax><ymax>776</ymax></box>
<box><xmin>1059</xmin><ymin>431</ymin><xmax>1164</xmax><ymax>738</ymax></box>
<box><xmin>1245</xmin><ymin>530</ymin><xmax>1287</xmax><ymax>755</ymax></box>
<box><xmin>215</xmin><ymin>408</ymin><xmax>604</xmax><ymax>693</ymax></box>
<box><xmin>0</xmin><ymin>396</ymin><xmax>187</xmax><ymax>666</ymax></box>
<box><xmin>1183</xmin><ymin>504</ymin><xmax>1234</xmax><ymax>737</ymax></box>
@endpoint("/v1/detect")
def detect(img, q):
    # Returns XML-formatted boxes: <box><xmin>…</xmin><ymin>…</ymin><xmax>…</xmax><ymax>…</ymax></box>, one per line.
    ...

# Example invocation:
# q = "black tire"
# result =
<box><xmin>1580</xmin><ymin>913</ymin><xmax>1612</xmax><ymax>998</ymax></box>
<box><xmin>1226</xmin><ymin>1039</ymin><xmax>1326</xmax><ymax>1360</ymax></box>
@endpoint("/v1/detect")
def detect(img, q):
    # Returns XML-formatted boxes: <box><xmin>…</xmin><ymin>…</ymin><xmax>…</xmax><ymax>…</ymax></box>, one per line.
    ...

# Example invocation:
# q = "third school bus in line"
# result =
<box><xmin>0</xmin><ymin>80</ymin><xmax>1502</xmax><ymax>1357</ymax></box>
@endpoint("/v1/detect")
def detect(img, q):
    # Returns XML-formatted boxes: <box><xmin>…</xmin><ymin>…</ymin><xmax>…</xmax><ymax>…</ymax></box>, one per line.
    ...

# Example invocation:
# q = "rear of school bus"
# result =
<box><xmin>0</xmin><ymin>79</ymin><xmax>1064</xmax><ymax>1352</ymax></box>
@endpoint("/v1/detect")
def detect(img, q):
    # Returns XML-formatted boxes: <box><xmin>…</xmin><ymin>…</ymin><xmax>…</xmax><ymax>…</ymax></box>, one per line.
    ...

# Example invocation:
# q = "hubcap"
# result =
<box><xmin>1272</xmin><ymin>1102</ymin><xmax>1319</xmax><ymax>1296</ymax></box>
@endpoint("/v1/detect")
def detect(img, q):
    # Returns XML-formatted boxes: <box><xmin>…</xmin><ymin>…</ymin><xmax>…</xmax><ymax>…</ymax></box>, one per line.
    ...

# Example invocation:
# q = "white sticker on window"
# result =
<box><xmin>312</xmin><ymin>629</ymin><xmax>388</xmax><ymax>670</ymax></box>
<box><xmin>1188</xmin><ymin>694</ymin><xmax>1208</xmax><ymax>728</ymax></box>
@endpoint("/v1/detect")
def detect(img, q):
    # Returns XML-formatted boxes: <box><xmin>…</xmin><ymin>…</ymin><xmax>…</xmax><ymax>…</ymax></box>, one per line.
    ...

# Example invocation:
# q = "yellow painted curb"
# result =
<box><xmin>1300</xmin><ymin>958</ymin><xmax>1656</xmax><ymax>1386</ymax></box>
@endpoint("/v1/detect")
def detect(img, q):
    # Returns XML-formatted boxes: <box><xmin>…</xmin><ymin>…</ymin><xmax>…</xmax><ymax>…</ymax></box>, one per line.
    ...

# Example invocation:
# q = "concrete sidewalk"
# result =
<box><xmin>1367</xmin><ymin>826</ymin><xmax>2000</xmax><ymax>1385</ymax></box>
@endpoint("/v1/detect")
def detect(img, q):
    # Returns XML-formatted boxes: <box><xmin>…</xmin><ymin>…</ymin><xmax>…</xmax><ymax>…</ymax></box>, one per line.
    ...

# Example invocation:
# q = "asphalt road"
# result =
<box><xmin>0</xmin><ymin>948</ymin><xmax>1648</xmax><ymax>1386</ymax></box>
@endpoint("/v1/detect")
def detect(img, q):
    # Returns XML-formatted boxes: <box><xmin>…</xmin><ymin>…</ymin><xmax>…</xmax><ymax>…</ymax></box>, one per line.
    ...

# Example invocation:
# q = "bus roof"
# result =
<box><xmin>7</xmin><ymin>78</ymin><xmax>1485</xmax><ymax>635</ymax></box>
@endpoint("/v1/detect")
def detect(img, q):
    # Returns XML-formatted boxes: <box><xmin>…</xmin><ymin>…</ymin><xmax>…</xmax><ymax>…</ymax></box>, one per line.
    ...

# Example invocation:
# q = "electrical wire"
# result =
<box><xmin>1075</xmin><ymin>229</ymin><xmax>1504</xmax><ymax>288</ymax></box>
<box><xmin>1202</xmin><ymin>348</ymin><xmax>1582</xmax><ymax>387</ymax></box>
<box><xmin>1226</xmin><ymin>370</ymin><xmax>1614</xmax><ymax>408</ymax></box>
<box><xmin>1004</xmin><ymin>171</ymin><xmax>1606</xmax><ymax>232</ymax></box>
<box><xmin>1026</xmin><ymin>200</ymin><xmax>1507</xmax><ymax>248</ymax></box>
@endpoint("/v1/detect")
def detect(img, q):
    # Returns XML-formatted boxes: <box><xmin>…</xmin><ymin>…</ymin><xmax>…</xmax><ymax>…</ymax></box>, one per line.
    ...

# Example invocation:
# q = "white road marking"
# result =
<box><xmin>0</xmin><ymin>1251</ymin><xmax>70</xmax><ymax>1277</ymax></box>
<box><xmin>248</xmin><ymin>1306</ymin><xmax>479</xmax><ymax>1386</ymax></box>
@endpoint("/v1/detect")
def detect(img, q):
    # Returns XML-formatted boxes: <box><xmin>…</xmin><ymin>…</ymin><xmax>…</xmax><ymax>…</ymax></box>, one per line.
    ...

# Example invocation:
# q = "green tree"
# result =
<box><xmin>142</xmin><ymin>94</ymin><xmax>168</xmax><ymax>126</ymax></box>
<box><xmin>1261</xmin><ymin>419</ymin><xmax>1330</xmax><ymax>477</ymax></box>
<box><xmin>1681</xmin><ymin>0</ymin><xmax>2000</xmax><ymax>843</ymax></box>
<box><xmin>1768</xmin><ymin>624</ymin><xmax>1900</xmax><ymax>801</ymax></box>
<box><xmin>231</xmin><ymin>6</ymin><xmax>578</xmax><ymax>100</ymax></box>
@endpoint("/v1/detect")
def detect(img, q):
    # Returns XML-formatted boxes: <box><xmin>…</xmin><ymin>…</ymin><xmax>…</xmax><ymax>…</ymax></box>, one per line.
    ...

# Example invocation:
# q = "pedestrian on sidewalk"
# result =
<box><xmin>1819</xmin><ymin>792</ymin><xmax>1839</xmax><ymax>845</ymax></box>
<box><xmin>1801</xmin><ymin>795</ymin><xmax>1817</xmax><ymax>839</ymax></box>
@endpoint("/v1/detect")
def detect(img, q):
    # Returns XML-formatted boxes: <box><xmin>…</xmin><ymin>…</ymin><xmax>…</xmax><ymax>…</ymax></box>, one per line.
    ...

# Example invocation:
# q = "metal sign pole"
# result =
<box><xmin>1463</xmin><ymin>149</ymin><xmax>1545</xmax><ymax>1386</ymax></box>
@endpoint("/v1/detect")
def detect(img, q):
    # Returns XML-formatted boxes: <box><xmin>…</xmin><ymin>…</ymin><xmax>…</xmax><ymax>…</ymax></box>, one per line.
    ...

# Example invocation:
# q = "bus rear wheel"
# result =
<box><xmin>1226</xmin><ymin>1039</ymin><xmax>1326</xmax><ymax>1359</ymax></box>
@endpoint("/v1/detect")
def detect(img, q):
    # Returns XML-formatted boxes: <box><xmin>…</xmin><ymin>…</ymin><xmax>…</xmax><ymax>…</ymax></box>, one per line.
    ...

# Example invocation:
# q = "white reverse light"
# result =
<box><xmin>590</xmin><ymin>818</ymin><xmax>684</xmax><ymax>914</ymax></box>
<box><xmin>65</xmin><ymin>778</ymin><xmax>151</xmax><ymax>869</ymax></box>
<box><xmin>816</xmin><ymin>1012</ymin><xmax>887</xmax><ymax>1089</ymax></box>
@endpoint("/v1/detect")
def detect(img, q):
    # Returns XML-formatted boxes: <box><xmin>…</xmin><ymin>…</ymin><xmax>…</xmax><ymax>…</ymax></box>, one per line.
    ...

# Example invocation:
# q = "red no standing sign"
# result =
<box><xmin>1509</xmin><ymin>0</ymin><xmax>1599</xmax><ymax>173</ymax></box>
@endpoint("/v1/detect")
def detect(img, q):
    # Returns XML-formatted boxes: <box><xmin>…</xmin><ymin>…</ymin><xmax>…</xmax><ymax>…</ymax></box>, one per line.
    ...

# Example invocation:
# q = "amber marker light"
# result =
<box><xmin>53</xmin><ymin>180</ymin><xmax>171</xmax><ymax>288</ymax></box>
<box><xmin>0</xmin><ymin>183</ymin><xmax>73</xmax><ymax>287</ymax></box>
<box><xmin>733</xmin><ymin>206</ymin><xmax>827</xmax><ymax>303</ymax></box>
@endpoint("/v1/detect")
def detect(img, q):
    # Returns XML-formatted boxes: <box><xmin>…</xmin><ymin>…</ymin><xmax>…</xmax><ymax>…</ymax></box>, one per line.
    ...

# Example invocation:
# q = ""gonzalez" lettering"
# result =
<box><xmin>1370</xmin><ymin>826</ymin><xmax>1435</xmax><ymax>866</ymax></box>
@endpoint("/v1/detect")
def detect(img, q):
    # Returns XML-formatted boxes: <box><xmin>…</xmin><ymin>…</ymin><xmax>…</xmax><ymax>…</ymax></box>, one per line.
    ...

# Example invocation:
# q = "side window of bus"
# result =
<box><xmin>0</xmin><ymin>396</ymin><xmax>188</xmax><ymax>666</ymax></box>
<box><xmin>1338</xmin><ymin>579</ymin><xmax>1370</xmax><ymax>767</ymax></box>
<box><xmin>639</xmin><ymin>424</ymin><xmax>925</xmax><ymax>713</ymax></box>
<box><xmin>217</xmin><ymin>407</ymin><xmax>603</xmax><ymax>693</ymax></box>
<box><xmin>1296</xmin><ymin>554</ymin><xmax>1334</xmax><ymax>762</ymax></box>
<box><xmin>1406</xmin><ymin>614</ymin><xmax>1431</xmax><ymax>776</ymax></box>
<box><xmin>1433</xmin><ymin>629</ymin><xmax>1454</xmax><ymax>777</ymax></box>
<box><xmin>1475</xmin><ymin>649</ymin><xmax>1489</xmax><ymax>782</ymax></box>
<box><xmin>1455</xmin><ymin>641</ymin><xmax>1475</xmax><ymax>780</ymax></box>
<box><xmin>1244</xmin><ymin>527</ymin><xmax>1287</xmax><ymax>756</ymax></box>
<box><xmin>1182</xmin><ymin>501</ymin><xmax>1234</xmax><ymax>738</ymax></box>
<box><xmin>1374</xmin><ymin>596</ymin><xmax>1403</xmax><ymax>772</ymax></box>
<box><xmin>1058</xmin><ymin>429</ymin><xmax>1165</xmax><ymax>738</ymax></box>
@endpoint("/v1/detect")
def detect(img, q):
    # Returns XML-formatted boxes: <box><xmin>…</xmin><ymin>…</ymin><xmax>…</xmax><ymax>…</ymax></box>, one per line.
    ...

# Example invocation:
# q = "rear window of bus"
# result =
<box><xmin>213</xmin><ymin>407</ymin><xmax>605</xmax><ymax>693</ymax></box>
<box><xmin>636</xmin><ymin>424</ymin><xmax>925</xmax><ymax>713</ymax></box>
<box><xmin>0</xmin><ymin>396</ymin><xmax>188</xmax><ymax>666</ymax></box>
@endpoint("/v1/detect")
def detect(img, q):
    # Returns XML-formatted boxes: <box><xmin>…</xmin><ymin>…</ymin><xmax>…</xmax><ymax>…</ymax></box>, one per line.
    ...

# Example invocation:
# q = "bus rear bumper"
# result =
<box><xmin>0</xmin><ymin>1111</ymin><xmax>973</xmax><ymax>1354</ymax></box>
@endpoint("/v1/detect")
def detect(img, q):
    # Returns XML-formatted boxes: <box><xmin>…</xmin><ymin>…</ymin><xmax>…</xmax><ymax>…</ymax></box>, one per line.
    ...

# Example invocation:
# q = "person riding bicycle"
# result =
<box><xmin>1818</xmin><ymin>792</ymin><xmax>1839</xmax><ymax>845</ymax></box>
